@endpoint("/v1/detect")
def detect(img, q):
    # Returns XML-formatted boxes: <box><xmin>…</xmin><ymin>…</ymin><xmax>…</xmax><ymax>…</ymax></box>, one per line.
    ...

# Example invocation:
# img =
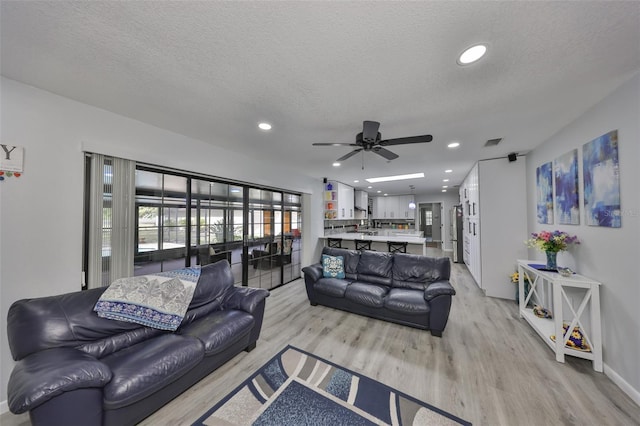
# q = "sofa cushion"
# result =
<box><xmin>344</xmin><ymin>282</ymin><xmax>390</xmax><ymax>308</ymax></box>
<box><xmin>78</xmin><ymin>326</ymin><xmax>164</xmax><ymax>359</ymax></box>
<box><xmin>7</xmin><ymin>287</ymin><xmax>148</xmax><ymax>361</ymax></box>
<box><xmin>392</xmin><ymin>254</ymin><xmax>450</xmax><ymax>290</ymax></box>
<box><xmin>179</xmin><ymin>310</ymin><xmax>254</xmax><ymax>356</ymax></box>
<box><xmin>190</xmin><ymin>261</ymin><xmax>235</xmax><ymax>308</ymax></box>
<box><xmin>101</xmin><ymin>334</ymin><xmax>204</xmax><ymax>410</ymax></box>
<box><xmin>385</xmin><ymin>289</ymin><xmax>430</xmax><ymax>314</ymax></box>
<box><xmin>356</xmin><ymin>251</ymin><xmax>393</xmax><ymax>286</ymax></box>
<box><xmin>322</xmin><ymin>247</ymin><xmax>360</xmax><ymax>280</ymax></box>
<box><xmin>315</xmin><ymin>278</ymin><xmax>350</xmax><ymax>298</ymax></box>
<box><xmin>322</xmin><ymin>254</ymin><xmax>345</xmax><ymax>279</ymax></box>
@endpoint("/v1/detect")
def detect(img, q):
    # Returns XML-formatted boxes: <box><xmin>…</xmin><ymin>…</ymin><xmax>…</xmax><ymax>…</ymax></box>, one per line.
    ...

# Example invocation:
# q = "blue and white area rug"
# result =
<box><xmin>192</xmin><ymin>345</ymin><xmax>471</xmax><ymax>425</ymax></box>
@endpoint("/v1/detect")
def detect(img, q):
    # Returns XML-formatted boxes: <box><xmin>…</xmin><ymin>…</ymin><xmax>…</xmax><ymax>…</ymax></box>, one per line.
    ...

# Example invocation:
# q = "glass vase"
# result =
<box><xmin>545</xmin><ymin>251</ymin><xmax>557</xmax><ymax>270</ymax></box>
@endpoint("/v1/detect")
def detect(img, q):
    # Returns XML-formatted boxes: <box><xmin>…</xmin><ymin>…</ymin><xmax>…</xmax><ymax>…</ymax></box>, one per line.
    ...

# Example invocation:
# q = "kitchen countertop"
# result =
<box><xmin>321</xmin><ymin>232</ymin><xmax>426</xmax><ymax>245</ymax></box>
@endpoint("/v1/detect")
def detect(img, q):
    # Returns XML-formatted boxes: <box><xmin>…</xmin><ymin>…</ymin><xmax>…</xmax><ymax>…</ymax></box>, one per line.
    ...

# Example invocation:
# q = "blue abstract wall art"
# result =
<box><xmin>583</xmin><ymin>130</ymin><xmax>621</xmax><ymax>227</ymax></box>
<box><xmin>554</xmin><ymin>149</ymin><xmax>580</xmax><ymax>224</ymax></box>
<box><xmin>536</xmin><ymin>162</ymin><xmax>553</xmax><ymax>224</ymax></box>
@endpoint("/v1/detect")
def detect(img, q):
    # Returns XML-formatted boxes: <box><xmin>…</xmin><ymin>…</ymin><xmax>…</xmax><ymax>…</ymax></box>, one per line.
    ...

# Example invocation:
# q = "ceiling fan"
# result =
<box><xmin>313</xmin><ymin>120</ymin><xmax>433</xmax><ymax>162</ymax></box>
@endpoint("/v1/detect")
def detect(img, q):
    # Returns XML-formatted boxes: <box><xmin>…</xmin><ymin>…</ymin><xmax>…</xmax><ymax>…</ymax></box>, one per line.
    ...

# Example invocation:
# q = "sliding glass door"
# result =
<box><xmin>133</xmin><ymin>170</ymin><xmax>189</xmax><ymax>275</ymax></box>
<box><xmin>85</xmin><ymin>155</ymin><xmax>302</xmax><ymax>288</ymax></box>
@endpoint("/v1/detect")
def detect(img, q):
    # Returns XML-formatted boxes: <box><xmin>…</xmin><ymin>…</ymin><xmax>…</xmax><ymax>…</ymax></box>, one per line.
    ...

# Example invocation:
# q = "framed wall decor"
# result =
<box><xmin>554</xmin><ymin>149</ymin><xmax>579</xmax><ymax>224</ymax></box>
<box><xmin>583</xmin><ymin>130</ymin><xmax>621</xmax><ymax>227</ymax></box>
<box><xmin>0</xmin><ymin>144</ymin><xmax>25</xmax><ymax>180</ymax></box>
<box><xmin>536</xmin><ymin>162</ymin><xmax>553</xmax><ymax>224</ymax></box>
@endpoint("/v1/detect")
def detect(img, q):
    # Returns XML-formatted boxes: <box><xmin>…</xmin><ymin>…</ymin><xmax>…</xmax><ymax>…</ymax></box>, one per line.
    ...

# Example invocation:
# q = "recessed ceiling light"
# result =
<box><xmin>458</xmin><ymin>44</ymin><xmax>487</xmax><ymax>65</ymax></box>
<box><xmin>366</xmin><ymin>172</ymin><xmax>425</xmax><ymax>183</ymax></box>
<box><xmin>230</xmin><ymin>188</ymin><xmax>241</xmax><ymax>193</ymax></box>
<box><xmin>443</xmin><ymin>185</ymin><xmax>448</xmax><ymax>188</ymax></box>
<box><xmin>367</xmin><ymin>186</ymin><xmax>373</xmax><ymax>189</ymax></box>
<box><xmin>443</xmin><ymin>179</ymin><xmax>449</xmax><ymax>182</ymax></box>
<box><xmin>332</xmin><ymin>162</ymin><xmax>341</xmax><ymax>167</ymax></box>
<box><xmin>377</xmin><ymin>190</ymin><xmax>381</xmax><ymax>193</ymax></box>
<box><xmin>384</xmin><ymin>193</ymin><xmax>388</xmax><ymax>196</ymax></box>
<box><xmin>442</xmin><ymin>189</ymin><xmax>447</xmax><ymax>192</ymax></box>
<box><xmin>354</xmin><ymin>180</ymin><xmax>359</xmax><ymax>183</ymax></box>
<box><xmin>445</xmin><ymin>169</ymin><xmax>453</xmax><ymax>173</ymax></box>
<box><xmin>258</xmin><ymin>122</ymin><xmax>272</xmax><ymax>130</ymax></box>
<box><xmin>447</xmin><ymin>142</ymin><xmax>460</xmax><ymax>148</ymax></box>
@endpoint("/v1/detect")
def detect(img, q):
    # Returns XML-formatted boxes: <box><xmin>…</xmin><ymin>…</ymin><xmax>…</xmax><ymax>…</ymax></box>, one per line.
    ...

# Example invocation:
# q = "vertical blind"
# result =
<box><xmin>87</xmin><ymin>153</ymin><xmax>135</xmax><ymax>288</ymax></box>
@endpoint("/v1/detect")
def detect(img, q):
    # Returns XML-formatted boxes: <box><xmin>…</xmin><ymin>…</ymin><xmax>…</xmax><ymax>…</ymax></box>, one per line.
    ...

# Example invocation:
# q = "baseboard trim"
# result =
<box><xmin>604</xmin><ymin>362</ymin><xmax>640</xmax><ymax>406</ymax></box>
<box><xmin>1</xmin><ymin>400</ymin><xmax>8</xmax><ymax>415</ymax></box>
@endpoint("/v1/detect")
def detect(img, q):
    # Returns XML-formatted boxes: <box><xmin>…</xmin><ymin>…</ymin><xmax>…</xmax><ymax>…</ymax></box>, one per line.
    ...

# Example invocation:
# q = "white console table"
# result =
<box><xmin>517</xmin><ymin>260</ymin><xmax>602</xmax><ymax>372</ymax></box>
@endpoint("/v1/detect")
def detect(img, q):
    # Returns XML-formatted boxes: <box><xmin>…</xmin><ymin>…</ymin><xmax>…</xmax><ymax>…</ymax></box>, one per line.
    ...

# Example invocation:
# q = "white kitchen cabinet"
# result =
<box><xmin>397</xmin><ymin>195</ymin><xmax>416</xmax><ymax>219</ymax></box>
<box><xmin>460</xmin><ymin>158</ymin><xmax>527</xmax><ymax>299</ymax></box>
<box><xmin>372</xmin><ymin>197</ymin><xmax>387</xmax><ymax>219</ymax></box>
<box><xmin>355</xmin><ymin>190</ymin><xmax>368</xmax><ymax>218</ymax></box>
<box><xmin>355</xmin><ymin>190</ymin><xmax>368</xmax><ymax>210</ymax></box>
<box><xmin>372</xmin><ymin>195</ymin><xmax>415</xmax><ymax>219</ymax></box>
<box><xmin>337</xmin><ymin>182</ymin><xmax>355</xmax><ymax>219</ymax></box>
<box><xmin>325</xmin><ymin>181</ymin><xmax>354</xmax><ymax>220</ymax></box>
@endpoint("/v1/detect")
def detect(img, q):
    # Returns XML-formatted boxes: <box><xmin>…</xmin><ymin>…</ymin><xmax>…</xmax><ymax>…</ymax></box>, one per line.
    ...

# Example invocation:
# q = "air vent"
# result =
<box><xmin>484</xmin><ymin>138</ymin><xmax>502</xmax><ymax>147</ymax></box>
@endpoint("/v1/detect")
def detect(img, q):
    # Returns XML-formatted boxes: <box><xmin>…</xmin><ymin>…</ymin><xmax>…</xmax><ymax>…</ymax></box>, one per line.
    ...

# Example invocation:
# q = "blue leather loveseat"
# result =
<box><xmin>7</xmin><ymin>260</ymin><xmax>269</xmax><ymax>426</ymax></box>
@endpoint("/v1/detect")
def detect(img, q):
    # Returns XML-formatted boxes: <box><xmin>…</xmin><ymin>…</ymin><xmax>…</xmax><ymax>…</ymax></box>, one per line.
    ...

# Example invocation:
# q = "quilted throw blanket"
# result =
<box><xmin>94</xmin><ymin>267</ymin><xmax>201</xmax><ymax>331</ymax></box>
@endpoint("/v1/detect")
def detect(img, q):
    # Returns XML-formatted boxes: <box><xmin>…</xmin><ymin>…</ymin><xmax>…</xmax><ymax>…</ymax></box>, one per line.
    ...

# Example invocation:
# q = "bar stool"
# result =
<box><xmin>387</xmin><ymin>241</ymin><xmax>408</xmax><ymax>253</ymax></box>
<box><xmin>327</xmin><ymin>238</ymin><xmax>343</xmax><ymax>248</ymax></box>
<box><xmin>354</xmin><ymin>240</ymin><xmax>373</xmax><ymax>251</ymax></box>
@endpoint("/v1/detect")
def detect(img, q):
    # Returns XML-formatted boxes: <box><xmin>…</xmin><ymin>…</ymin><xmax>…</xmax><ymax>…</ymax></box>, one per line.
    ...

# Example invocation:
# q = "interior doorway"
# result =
<box><xmin>420</xmin><ymin>203</ymin><xmax>442</xmax><ymax>243</ymax></box>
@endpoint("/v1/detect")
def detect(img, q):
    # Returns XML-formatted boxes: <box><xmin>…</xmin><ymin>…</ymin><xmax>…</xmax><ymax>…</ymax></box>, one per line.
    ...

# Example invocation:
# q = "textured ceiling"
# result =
<box><xmin>2</xmin><ymin>1</ymin><xmax>639</xmax><ymax>195</ymax></box>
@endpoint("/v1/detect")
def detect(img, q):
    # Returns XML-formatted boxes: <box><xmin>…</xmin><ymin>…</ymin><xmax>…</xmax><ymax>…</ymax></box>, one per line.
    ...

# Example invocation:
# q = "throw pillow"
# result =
<box><xmin>209</xmin><ymin>246</ymin><xmax>216</xmax><ymax>255</ymax></box>
<box><xmin>322</xmin><ymin>254</ymin><xmax>345</xmax><ymax>279</ymax></box>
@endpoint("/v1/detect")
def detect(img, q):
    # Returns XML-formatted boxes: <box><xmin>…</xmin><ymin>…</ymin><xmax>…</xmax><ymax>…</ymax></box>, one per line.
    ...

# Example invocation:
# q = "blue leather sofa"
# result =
<box><xmin>7</xmin><ymin>260</ymin><xmax>269</xmax><ymax>426</ymax></box>
<box><xmin>302</xmin><ymin>247</ymin><xmax>455</xmax><ymax>337</ymax></box>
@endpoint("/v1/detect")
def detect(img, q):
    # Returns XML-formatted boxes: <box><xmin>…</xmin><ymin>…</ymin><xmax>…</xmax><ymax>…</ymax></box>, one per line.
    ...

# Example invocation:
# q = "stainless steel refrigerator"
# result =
<box><xmin>450</xmin><ymin>205</ymin><xmax>464</xmax><ymax>263</ymax></box>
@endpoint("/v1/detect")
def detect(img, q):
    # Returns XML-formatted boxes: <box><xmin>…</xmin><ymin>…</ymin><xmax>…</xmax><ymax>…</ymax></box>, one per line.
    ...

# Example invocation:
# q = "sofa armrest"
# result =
<box><xmin>424</xmin><ymin>280</ymin><xmax>456</xmax><ymax>301</ymax></box>
<box><xmin>223</xmin><ymin>287</ymin><xmax>270</xmax><ymax>314</ymax></box>
<box><xmin>302</xmin><ymin>263</ymin><xmax>323</xmax><ymax>282</ymax></box>
<box><xmin>8</xmin><ymin>348</ymin><xmax>112</xmax><ymax>414</ymax></box>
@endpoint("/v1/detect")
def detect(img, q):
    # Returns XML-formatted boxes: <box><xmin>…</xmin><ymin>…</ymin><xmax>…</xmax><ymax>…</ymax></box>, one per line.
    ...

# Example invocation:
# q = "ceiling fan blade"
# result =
<box><xmin>372</xmin><ymin>147</ymin><xmax>399</xmax><ymax>160</ymax></box>
<box><xmin>312</xmin><ymin>142</ymin><xmax>359</xmax><ymax>147</ymax></box>
<box><xmin>362</xmin><ymin>121</ymin><xmax>380</xmax><ymax>142</ymax></box>
<box><xmin>336</xmin><ymin>149</ymin><xmax>363</xmax><ymax>162</ymax></box>
<box><xmin>378</xmin><ymin>134</ymin><xmax>433</xmax><ymax>146</ymax></box>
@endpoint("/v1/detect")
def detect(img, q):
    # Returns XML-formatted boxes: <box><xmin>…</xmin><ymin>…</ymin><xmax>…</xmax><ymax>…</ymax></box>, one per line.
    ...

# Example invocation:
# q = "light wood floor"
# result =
<box><xmin>3</xmin><ymin>255</ymin><xmax>639</xmax><ymax>425</ymax></box>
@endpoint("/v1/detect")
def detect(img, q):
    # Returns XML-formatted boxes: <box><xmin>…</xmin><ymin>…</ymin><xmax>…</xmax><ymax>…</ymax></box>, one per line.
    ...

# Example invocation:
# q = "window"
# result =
<box><xmin>425</xmin><ymin>210</ymin><xmax>433</xmax><ymax>226</ymax></box>
<box><xmin>84</xmin><ymin>155</ymin><xmax>303</xmax><ymax>288</ymax></box>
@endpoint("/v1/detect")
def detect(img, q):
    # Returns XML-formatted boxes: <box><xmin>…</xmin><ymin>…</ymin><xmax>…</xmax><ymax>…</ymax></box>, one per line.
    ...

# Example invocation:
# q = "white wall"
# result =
<box><xmin>526</xmin><ymin>72</ymin><xmax>640</xmax><ymax>403</ymax></box>
<box><xmin>478</xmin><ymin>157</ymin><xmax>528</xmax><ymax>300</ymax></box>
<box><xmin>0</xmin><ymin>77</ymin><xmax>324</xmax><ymax>407</ymax></box>
<box><xmin>416</xmin><ymin>192</ymin><xmax>461</xmax><ymax>251</ymax></box>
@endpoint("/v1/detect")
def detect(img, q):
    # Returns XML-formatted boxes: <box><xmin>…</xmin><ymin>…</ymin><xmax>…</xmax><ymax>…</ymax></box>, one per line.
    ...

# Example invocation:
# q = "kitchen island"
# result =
<box><xmin>320</xmin><ymin>231</ymin><xmax>427</xmax><ymax>255</ymax></box>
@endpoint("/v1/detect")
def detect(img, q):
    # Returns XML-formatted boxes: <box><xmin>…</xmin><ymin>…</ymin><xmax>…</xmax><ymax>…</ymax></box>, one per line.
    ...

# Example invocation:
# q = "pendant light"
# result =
<box><xmin>408</xmin><ymin>185</ymin><xmax>416</xmax><ymax>210</ymax></box>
